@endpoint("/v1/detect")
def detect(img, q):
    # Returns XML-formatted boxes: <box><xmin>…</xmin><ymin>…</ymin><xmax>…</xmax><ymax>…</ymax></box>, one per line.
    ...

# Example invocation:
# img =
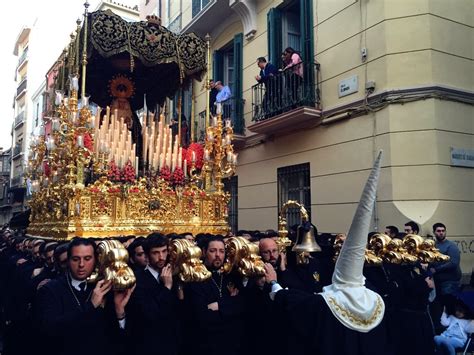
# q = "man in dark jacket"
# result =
<box><xmin>35</xmin><ymin>238</ymin><xmax>133</xmax><ymax>355</ymax></box>
<box><xmin>255</xmin><ymin>57</ymin><xmax>279</xmax><ymax>118</ymax></box>
<box><xmin>126</xmin><ymin>233</ymin><xmax>181</xmax><ymax>355</ymax></box>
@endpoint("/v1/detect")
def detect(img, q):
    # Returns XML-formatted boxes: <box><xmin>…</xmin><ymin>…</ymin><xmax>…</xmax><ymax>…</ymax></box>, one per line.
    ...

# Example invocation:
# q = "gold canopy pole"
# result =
<box><xmin>75</xmin><ymin>18</ymin><xmax>82</xmax><ymax>76</ymax></box>
<box><xmin>81</xmin><ymin>1</ymin><xmax>89</xmax><ymax>99</ymax></box>
<box><xmin>67</xmin><ymin>33</ymin><xmax>75</xmax><ymax>95</ymax></box>
<box><xmin>178</xmin><ymin>89</ymin><xmax>182</xmax><ymax>145</ymax></box>
<box><xmin>190</xmin><ymin>81</ymin><xmax>195</xmax><ymax>142</ymax></box>
<box><xmin>205</xmin><ymin>33</ymin><xmax>211</xmax><ymax>130</ymax></box>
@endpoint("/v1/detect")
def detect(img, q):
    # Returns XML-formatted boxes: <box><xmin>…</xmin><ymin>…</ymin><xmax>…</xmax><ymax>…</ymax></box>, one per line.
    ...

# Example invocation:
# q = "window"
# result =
<box><xmin>192</xmin><ymin>0</ymin><xmax>210</xmax><ymax>18</ymax></box>
<box><xmin>283</xmin><ymin>9</ymin><xmax>301</xmax><ymax>52</ymax></box>
<box><xmin>277</xmin><ymin>163</ymin><xmax>311</xmax><ymax>228</ymax></box>
<box><xmin>222</xmin><ymin>47</ymin><xmax>235</xmax><ymax>95</ymax></box>
<box><xmin>35</xmin><ymin>102</ymin><xmax>40</xmax><ymax>127</ymax></box>
<box><xmin>267</xmin><ymin>0</ymin><xmax>314</xmax><ymax>66</ymax></box>
<box><xmin>224</xmin><ymin>175</ymin><xmax>238</xmax><ymax>234</ymax></box>
<box><xmin>212</xmin><ymin>33</ymin><xmax>244</xmax><ymax>134</ymax></box>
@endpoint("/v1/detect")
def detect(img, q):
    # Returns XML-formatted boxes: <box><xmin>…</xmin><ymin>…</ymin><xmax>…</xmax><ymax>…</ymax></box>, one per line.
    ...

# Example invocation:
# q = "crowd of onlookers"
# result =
<box><xmin>0</xmin><ymin>221</ymin><xmax>472</xmax><ymax>355</ymax></box>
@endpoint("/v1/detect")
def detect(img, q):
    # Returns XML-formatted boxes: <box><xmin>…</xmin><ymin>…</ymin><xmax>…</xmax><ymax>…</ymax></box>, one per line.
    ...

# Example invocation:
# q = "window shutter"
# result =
<box><xmin>212</xmin><ymin>50</ymin><xmax>223</xmax><ymax>82</ymax></box>
<box><xmin>232</xmin><ymin>33</ymin><xmax>244</xmax><ymax>134</ymax></box>
<box><xmin>267</xmin><ymin>8</ymin><xmax>282</xmax><ymax>67</ymax></box>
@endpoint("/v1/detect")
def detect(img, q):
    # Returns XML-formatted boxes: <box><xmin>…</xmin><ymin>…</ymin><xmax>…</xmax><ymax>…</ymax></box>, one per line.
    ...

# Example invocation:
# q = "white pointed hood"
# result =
<box><xmin>320</xmin><ymin>150</ymin><xmax>385</xmax><ymax>333</ymax></box>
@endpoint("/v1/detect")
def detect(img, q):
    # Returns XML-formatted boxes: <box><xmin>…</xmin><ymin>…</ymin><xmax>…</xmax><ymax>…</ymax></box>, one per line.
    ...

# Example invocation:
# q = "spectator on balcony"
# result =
<box><xmin>255</xmin><ymin>57</ymin><xmax>278</xmax><ymax>84</ymax></box>
<box><xmin>282</xmin><ymin>47</ymin><xmax>303</xmax><ymax>107</ymax></box>
<box><xmin>283</xmin><ymin>47</ymin><xmax>303</xmax><ymax>78</ymax></box>
<box><xmin>255</xmin><ymin>57</ymin><xmax>278</xmax><ymax>118</ymax></box>
<box><xmin>215</xmin><ymin>81</ymin><xmax>232</xmax><ymax>119</ymax></box>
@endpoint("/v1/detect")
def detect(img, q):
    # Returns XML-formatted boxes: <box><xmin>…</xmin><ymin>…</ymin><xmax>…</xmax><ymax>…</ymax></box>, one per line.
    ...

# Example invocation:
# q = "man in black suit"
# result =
<box><xmin>35</xmin><ymin>238</ymin><xmax>134</xmax><ymax>355</ymax></box>
<box><xmin>255</xmin><ymin>57</ymin><xmax>279</xmax><ymax>118</ymax></box>
<box><xmin>126</xmin><ymin>233</ymin><xmax>180</xmax><ymax>355</ymax></box>
<box><xmin>185</xmin><ymin>235</ymin><xmax>244</xmax><ymax>355</ymax></box>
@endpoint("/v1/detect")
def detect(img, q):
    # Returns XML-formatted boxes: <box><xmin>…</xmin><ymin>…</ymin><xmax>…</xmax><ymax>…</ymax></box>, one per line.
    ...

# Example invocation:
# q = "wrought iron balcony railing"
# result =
<box><xmin>195</xmin><ymin>97</ymin><xmax>245</xmax><ymax>142</ymax></box>
<box><xmin>17</xmin><ymin>48</ymin><xmax>28</xmax><ymax>68</ymax></box>
<box><xmin>251</xmin><ymin>61</ymin><xmax>320</xmax><ymax>122</ymax></box>
<box><xmin>16</xmin><ymin>78</ymin><xmax>27</xmax><ymax>97</ymax></box>
<box><xmin>14</xmin><ymin>111</ymin><xmax>25</xmax><ymax>127</ymax></box>
<box><xmin>11</xmin><ymin>174</ymin><xmax>24</xmax><ymax>187</ymax></box>
<box><xmin>12</xmin><ymin>144</ymin><xmax>23</xmax><ymax>158</ymax></box>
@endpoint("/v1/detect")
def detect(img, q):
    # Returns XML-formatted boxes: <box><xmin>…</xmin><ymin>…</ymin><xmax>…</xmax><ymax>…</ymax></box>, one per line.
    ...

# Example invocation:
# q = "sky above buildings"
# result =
<box><xmin>0</xmin><ymin>0</ymin><xmax>138</xmax><ymax>150</ymax></box>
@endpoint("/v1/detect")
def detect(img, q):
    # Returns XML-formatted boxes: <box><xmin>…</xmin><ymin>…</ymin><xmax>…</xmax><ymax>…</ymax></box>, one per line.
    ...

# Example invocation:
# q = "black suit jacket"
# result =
<box><xmin>34</xmin><ymin>275</ymin><xmax>122</xmax><ymax>355</ymax></box>
<box><xmin>126</xmin><ymin>269</ymin><xmax>181</xmax><ymax>355</ymax></box>
<box><xmin>185</xmin><ymin>272</ymin><xmax>244</xmax><ymax>355</ymax></box>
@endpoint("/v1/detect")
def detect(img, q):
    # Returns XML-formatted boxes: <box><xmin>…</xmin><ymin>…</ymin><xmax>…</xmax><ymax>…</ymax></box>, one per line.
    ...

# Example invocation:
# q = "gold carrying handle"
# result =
<box><xmin>277</xmin><ymin>200</ymin><xmax>308</xmax><ymax>253</ymax></box>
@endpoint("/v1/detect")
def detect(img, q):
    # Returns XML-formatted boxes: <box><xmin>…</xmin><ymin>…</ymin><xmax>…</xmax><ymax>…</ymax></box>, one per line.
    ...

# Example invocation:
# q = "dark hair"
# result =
<box><xmin>432</xmin><ymin>222</ymin><xmax>446</xmax><ymax>232</ymax></box>
<box><xmin>385</xmin><ymin>225</ymin><xmax>399</xmax><ymax>236</ymax></box>
<box><xmin>144</xmin><ymin>233</ymin><xmax>169</xmax><ymax>255</ymax></box>
<box><xmin>127</xmin><ymin>237</ymin><xmax>145</xmax><ymax>259</ymax></box>
<box><xmin>257</xmin><ymin>57</ymin><xmax>267</xmax><ymax>63</ymax></box>
<box><xmin>397</xmin><ymin>232</ymin><xmax>407</xmax><ymax>239</ymax></box>
<box><xmin>404</xmin><ymin>221</ymin><xmax>419</xmax><ymax>234</ymax></box>
<box><xmin>43</xmin><ymin>242</ymin><xmax>58</xmax><ymax>255</ymax></box>
<box><xmin>165</xmin><ymin>233</ymin><xmax>180</xmax><ymax>240</ymax></box>
<box><xmin>265</xmin><ymin>229</ymin><xmax>278</xmax><ymax>238</ymax></box>
<box><xmin>284</xmin><ymin>47</ymin><xmax>296</xmax><ymax>55</ymax></box>
<box><xmin>54</xmin><ymin>243</ymin><xmax>69</xmax><ymax>259</ymax></box>
<box><xmin>67</xmin><ymin>238</ymin><xmax>96</xmax><ymax>259</ymax></box>
<box><xmin>117</xmin><ymin>235</ymin><xmax>135</xmax><ymax>243</ymax></box>
<box><xmin>202</xmin><ymin>235</ymin><xmax>225</xmax><ymax>251</ymax></box>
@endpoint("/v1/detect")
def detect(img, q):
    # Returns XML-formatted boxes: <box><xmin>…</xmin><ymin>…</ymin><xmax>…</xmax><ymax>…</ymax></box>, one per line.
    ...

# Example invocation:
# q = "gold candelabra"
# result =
<box><xmin>202</xmin><ymin>105</ymin><xmax>237</xmax><ymax>194</ymax></box>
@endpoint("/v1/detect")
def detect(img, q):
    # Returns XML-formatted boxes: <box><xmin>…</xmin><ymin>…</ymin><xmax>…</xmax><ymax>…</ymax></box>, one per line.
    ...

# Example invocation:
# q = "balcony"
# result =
<box><xmin>12</xmin><ymin>144</ymin><xmax>23</xmax><ymax>159</ymax></box>
<box><xmin>16</xmin><ymin>77</ymin><xmax>27</xmax><ymax>98</ymax></box>
<box><xmin>17</xmin><ymin>48</ymin><xmax>28</xmax><ymax>69</ymax></box>
<box><xmin>194</xmin><ymin>97</ymin><xmax>245</xmax><ymax>142</ymax></box>
<box><xmin>248</xmin><ymin>61</ymin><xmax>322</xmax><ymax>136</ymax></box>
<box><xmin>11</xmin><ymin>174</ymin><xmax>24</xmax><ymax>188</ymax></box>
<box><xmin>14</xmin><ymin>111</ymin><xmax>25</xmax><ymax>128</ymax></box>
<box><xmin>182</xmin><ymin>0</ymin><xmax>233</xmax><ymax>38</ymax></box>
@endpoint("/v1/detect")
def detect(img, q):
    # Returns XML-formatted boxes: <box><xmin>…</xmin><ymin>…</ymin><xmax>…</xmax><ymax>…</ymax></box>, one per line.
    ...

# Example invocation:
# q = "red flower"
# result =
<box><xmin>107</xmin><ymin>160</ymin><xmax>121</xmax><ymax>182</ymax></box>
<box><xmin>44</xmin><ymin>162</ymin><xmax>51</xmax><ymax>177</ymax></box>
<box><xmin>83</xmin><ymin>132</ymin><xmax>93</xmax><ymax>152</ymax></box>
<box><xmin>185</xmin><ymin>143</ymin><xmax>204</xmax><ymax>169</ymax></box>
<box><xmin>172</xmin><ymin>167</ymin><xmax>185</xmax><ymax>186</ymax></box>
<box><xmin>121</xmin><ymin>160</ymin><xmax>136</xmax><ymax>184</ymax></box>
<box><xmin>159</xmin><ymin>166</ymin><xmax>171</xmax><ymax>182</ymax></box>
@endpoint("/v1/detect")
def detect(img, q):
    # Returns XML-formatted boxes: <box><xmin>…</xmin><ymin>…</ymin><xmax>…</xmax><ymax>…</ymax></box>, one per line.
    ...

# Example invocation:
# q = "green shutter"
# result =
<box><xmin>300</xmin><ymin>0</ymin><xmax>314</xmax><ymax>64</ymax></box>
<box><xmin>212</xmin><ymin>50</ymin><xmax>223</xmax><ymax>82</ymax></box>
<box><xmin>300</xmin><ymin>0</ymin><xmax>315</xmax><ymax>103</ymax></box>
<box><xmin>233</xmin><ymin>33</ymin><xmax>244</xmax><ymax>134</ymax></box>
<box><xmin>267</xmin><ymin>8</ymin><xmax>282</xmax><ymax>67</ymax></box>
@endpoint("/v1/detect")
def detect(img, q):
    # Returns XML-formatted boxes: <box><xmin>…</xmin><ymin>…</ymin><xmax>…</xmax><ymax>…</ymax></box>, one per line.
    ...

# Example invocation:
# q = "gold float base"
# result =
<box><xmin>27</xmin><ymin>178</ymin><xmax>230</xmax><ymax>240</ymax></box>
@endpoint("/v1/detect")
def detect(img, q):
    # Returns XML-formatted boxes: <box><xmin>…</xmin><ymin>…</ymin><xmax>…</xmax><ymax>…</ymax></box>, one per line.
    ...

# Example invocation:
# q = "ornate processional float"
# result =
<box><xmin>26</xmin><ymin>6</ymin><xmax>238</xmax><ymax>240</ymax></box>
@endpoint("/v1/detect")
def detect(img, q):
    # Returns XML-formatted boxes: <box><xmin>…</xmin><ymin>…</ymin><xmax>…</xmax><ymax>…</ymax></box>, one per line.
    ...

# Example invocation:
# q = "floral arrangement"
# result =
<box><xmin>159</xmin><ymin>166</ymin><xmax>171</xmax><ymax>182</ymax></box>
<box><xmin>185</xmin><ymin>143</ymin><xmax>204</xmax><ymax>169</ymax></box>
<box><xmin>107</xmin><ymin>160</ymin><xmax>121</xmax><ymax>182</ymax></box>
<box><xmin>121</xmin><ymin>160</ymin><xmax>136</xmax><ymax>184</ymax></box>
<box><xmin>172</xmin><ymin>167</ymin><xmax>185</xmax><ymax>186</ymax></box>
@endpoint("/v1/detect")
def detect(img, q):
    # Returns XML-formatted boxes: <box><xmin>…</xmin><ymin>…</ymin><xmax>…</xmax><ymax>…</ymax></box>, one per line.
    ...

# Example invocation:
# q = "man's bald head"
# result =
<box><xmin>259</xmin><ymin>238</ymin><xmax>279</xmax><ymax>266</ymax></box>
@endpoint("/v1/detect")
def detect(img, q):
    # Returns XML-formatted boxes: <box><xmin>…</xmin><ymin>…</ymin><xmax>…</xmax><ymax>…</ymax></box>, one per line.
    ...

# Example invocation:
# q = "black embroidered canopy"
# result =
<box><xmin>82</xmin><ymin>10</ymin><xmax>207</xmax><ymax>111</ymax></box>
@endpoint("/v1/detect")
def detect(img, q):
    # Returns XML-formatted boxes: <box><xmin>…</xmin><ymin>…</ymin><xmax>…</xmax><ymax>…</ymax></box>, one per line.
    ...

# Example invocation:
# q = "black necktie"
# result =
<box><xmin>78</xmin><ymin>281</ymin><xmax>86</xmax><ymax>292</ymax></box>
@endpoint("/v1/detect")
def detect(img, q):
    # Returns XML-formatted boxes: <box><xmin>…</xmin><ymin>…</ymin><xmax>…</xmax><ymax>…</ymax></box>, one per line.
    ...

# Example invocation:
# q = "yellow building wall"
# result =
<box><xmin>184</xmin><ymin>0</ymin><xmax>473</xmax><ymax>275</ymax></box>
